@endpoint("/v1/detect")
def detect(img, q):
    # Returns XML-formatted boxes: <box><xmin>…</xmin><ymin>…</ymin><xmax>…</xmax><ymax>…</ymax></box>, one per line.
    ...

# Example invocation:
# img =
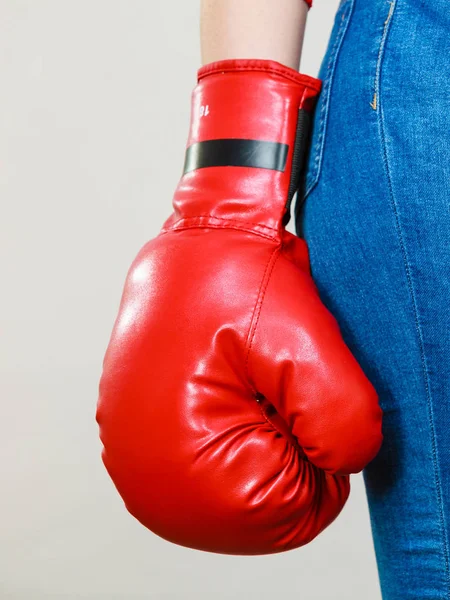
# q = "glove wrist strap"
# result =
<box><xmin>164</xmin><ymin>59</ymin><xmax>321</xmax><ymax>237</ymax></box>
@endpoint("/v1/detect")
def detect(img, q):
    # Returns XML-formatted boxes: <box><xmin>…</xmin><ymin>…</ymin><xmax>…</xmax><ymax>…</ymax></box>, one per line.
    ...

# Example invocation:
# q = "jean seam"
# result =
<box><xmin>376</xmin><ymin>1</ymin><xmax>450</xmax><ymax>594</ymax></box>
<box><xmin>304</xmin><ymin>0</ymin><xmax>355</xmax><ymax>199</ymax></box>
<box><xmin>370</xmin><ymin>0</ymin><xmax>396</xmax><ymax>112</ymax></box>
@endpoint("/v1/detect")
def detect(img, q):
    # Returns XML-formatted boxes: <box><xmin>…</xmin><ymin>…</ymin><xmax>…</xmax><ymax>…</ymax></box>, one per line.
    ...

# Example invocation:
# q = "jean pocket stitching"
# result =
<box><xmin>305</xmin><ymin>0</ymin><xmax>355</xmax><ymax>198</ymax></box>
<box><xmin>370</xmin><ymin>0</ymin><xmax>396</xmax><ymax>111</ymax></box>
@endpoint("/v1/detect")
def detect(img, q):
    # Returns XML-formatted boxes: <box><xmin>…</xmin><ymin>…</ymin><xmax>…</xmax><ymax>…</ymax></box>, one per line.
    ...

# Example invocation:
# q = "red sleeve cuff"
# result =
<box><xmin>304</xmin><ymin>0</ymin><xmax>312</xmax><ymax>6</ymax></box>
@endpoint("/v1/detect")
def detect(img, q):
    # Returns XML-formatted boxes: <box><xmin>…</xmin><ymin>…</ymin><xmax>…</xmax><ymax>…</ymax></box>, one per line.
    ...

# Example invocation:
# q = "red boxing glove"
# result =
<box><xmin>97</xmin><ymin>59</ymin><xmax>382</xmax><ymax>555</ymax></box>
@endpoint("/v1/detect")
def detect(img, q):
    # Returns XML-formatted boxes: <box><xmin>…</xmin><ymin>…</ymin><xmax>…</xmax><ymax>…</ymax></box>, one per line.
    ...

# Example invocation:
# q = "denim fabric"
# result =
<box><xmin>296</xmin><ymin>0</ymin><xmax>450</xmax><ymax>597</ymax></box>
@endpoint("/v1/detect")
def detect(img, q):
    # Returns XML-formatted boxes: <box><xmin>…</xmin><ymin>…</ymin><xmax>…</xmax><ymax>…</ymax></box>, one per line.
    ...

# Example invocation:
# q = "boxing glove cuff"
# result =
<box><xmin>162</xmin><ymin>59</ymin><xmax>322</xmax><ymax>238</ymax></box>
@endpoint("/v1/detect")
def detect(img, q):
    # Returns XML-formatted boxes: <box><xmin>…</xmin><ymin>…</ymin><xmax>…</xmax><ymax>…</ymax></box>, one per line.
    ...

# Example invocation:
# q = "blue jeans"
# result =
<box><xmin>296</xmin><ymin>0</ymin><xmax>450</xmax><ymax>597</ymax></box>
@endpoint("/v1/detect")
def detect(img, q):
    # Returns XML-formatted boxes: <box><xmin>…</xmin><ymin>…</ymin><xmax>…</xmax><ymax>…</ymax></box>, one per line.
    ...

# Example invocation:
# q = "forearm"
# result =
<box><xmin>200</xmin><ymin>0</ymin><xmax>309</xmax><ymax>70</ymax></box>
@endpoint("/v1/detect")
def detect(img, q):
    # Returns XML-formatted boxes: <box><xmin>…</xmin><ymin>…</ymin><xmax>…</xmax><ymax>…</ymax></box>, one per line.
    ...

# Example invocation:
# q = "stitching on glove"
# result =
<box><xmin>198</xmin><ymin>60</ymin><xmax>321</xmax><ymax>91</ymax></box>
<box><xmin>162</xmin><ymin>214</ymin><xmax>279</xmax><ymax>233</ymax></box>
<box><xmin>160</xmin><ymin>219</ymin><xmax>280</xmax><ymax>242</ymax></box>
<box><xmin>244</xmin><ymin>245</ymin><xmax>282</xmax><ymax>396</ymax></box>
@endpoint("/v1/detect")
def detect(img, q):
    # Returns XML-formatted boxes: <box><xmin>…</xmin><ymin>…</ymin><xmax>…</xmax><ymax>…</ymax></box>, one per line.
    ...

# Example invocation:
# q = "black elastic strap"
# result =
<box><xmin>183</xmin><ymin>139</ymin><xmax>289</xmax><ymax>174</ymax></box>
<box><xmin>283</xmin><ymin>108</ymin><xmax>312</xmax><ymax>228</ymax></box>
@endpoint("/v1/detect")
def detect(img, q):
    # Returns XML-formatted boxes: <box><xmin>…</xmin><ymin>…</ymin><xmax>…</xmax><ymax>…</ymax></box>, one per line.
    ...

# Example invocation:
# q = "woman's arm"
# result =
<box><xmin>200</xmin><ymin>0</ymin><xmax>309</xmax><ymax>70</ymax></box>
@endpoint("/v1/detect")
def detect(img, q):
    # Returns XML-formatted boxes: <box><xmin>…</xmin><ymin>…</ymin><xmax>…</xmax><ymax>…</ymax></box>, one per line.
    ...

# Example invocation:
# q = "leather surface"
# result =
<box><xmin>97</xmin><ymin>59</ymin><xmax>382</xmax><ymax>555</ymax></box>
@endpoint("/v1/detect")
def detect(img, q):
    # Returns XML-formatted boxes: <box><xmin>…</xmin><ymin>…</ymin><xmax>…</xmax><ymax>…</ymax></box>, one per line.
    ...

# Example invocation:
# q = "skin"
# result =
<box><xmin>200</xmin><ymin>0</ymin><xmax>308</xmax><ymax>70</ymax></box>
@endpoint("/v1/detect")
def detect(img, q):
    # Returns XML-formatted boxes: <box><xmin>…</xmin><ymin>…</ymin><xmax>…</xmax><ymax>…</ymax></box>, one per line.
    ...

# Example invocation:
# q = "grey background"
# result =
<box><xmin>0</xmin><ymin>1</ymin><xmax>382</xmax><ymax>598</ymax></box>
